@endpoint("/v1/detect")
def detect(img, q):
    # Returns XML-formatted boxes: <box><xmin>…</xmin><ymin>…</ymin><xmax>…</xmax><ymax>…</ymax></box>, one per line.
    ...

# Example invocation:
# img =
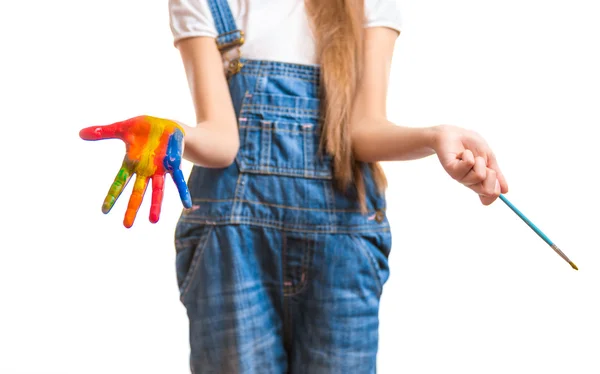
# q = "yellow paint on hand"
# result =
<box><xmin>136</xmin><ymin>116</ymin><xmax>165</xmax><ymax>176</ymax></box>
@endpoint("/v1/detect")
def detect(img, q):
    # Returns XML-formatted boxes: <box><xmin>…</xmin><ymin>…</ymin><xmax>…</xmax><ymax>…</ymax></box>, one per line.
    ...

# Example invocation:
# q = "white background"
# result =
<box><xmin>1</xmin><ymin>0</ymin><xmax>599</xmax><ymax>373</ymax></box>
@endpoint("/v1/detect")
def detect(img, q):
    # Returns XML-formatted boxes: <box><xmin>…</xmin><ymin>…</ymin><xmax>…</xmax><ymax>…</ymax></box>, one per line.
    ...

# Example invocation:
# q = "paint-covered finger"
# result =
<box><xmin>171</xmin><ymin>169</ymin><xmax>192</xmax><ymax>208</ymax></box>
<box><xmin>123</xmin><ymin>175</ymin><xmax>149</xmax><ymax>228</ymax></box>
<box><xmin>164</xmin><ymin>129</ymin><xmax>184</xmax><ymax>171</ymax></box>
<box><xmin>149</xmin><ymin>174</ymin><xmax>165</xmax><ymax>224</ymax></box>
<box><xmin>102</xmin><ymin>162</ymin><xmax>133</xmax><ymax>214</ymax></box>
<box><xmin>79</xmin><ymin>118</ymin><xmax>134</xmax><ymax>141</ymax></box>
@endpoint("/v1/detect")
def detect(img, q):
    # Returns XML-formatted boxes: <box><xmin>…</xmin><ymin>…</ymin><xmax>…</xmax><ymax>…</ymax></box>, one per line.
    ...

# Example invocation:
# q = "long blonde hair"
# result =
<box><xmin>306</xmin><ymin>0</ymin><xmax>387</xmax><ymax>212</ymax></box>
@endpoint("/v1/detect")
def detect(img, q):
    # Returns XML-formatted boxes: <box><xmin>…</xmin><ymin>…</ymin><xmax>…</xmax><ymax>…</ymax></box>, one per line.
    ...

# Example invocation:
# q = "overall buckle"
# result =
<box><xmin>217</xmin><ymin>30</ymin><xmax>245</xmax><ymax>78</ymax></box>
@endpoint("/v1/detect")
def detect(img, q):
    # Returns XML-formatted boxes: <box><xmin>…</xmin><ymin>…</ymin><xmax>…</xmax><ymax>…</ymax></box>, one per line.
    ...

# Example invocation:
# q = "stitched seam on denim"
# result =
<box><xmin>238</xmin><ymin>126</ymin><xmax>305</xmax><ymax>133</ymax></box>
<box><xmin>207</xmin><ymin>0</ymin><xmax>224</xmax><ymax>36</ymax></box>
<box><xmin>235</xmin><ymin>90</ymin><xmax>250</xmax><ymax>169</ymax></box>
<box><xmin>183</xmin><ymin>208</ymin><xmax>383</xmax><ymax>225</ymax></box>
<box><xmin>220</xmin><ymin>1</ymin><xmax>238</xmax><ymax>37</ymax></box>
<box><xmin>286</xmin><ymin>300</ymin><xmax>293</xmax><ymax>361</ymax></box>
<box><xmin>282</xmin><ymin>280</ymin><xmax>293</xmax><ymax>356</ymax></box>
<box><xmin>254</xmin><ymin>74</ymin><xmax>263</xmax><ymax>92</ymax></box>
<box><xmin>184</xmin><ymin>198</ymin><xmax>376</xmax><ymax>216</ymax></box>
<box><xmin>241</xmin><ymin>169</ymin><xmax>332</xmax><ymax>180</ymax></box>
<box><xmin>239</xmin><ymin>90</ymin><xmax>251</xmax><ymax>117</ymax></box>
<box><xmin>180</xmin><ymin>225</ymin><xmax>214</xmax><ymax>303</ymax></box>
<box><xmin>260</xmin><ymin>120</ymin><xmax>271</xmax><ymax>167</ymax></box>
<box><xmin>239</xmin><ymin>125</ymin><xmax>325</xmax><ymax>134</ymax></box>
<box><xmin>250</xmin><ymin>64</ymin><xmax>319</xmax><ymax>73</ymax></box>
<box><xmin>323</xmin><ymin>176</ymin><xmax>335</xmax><ymax>228</ymax></box>
<box><xmin>190</xmin><ymin>198</ymin><xmax>365</xmax><ymax>212</ymax></box>
<box><xmin>282</xmin><ymin>234</ymin><xmax>294</xmax><ymax>357</ymax></box>
<box><xmin>239</xmin><ymin>71</ymin><xmax>318</xmax><ymax>83</ymax></box>
<box><xmin>239</xmin><ymin>59</ymin><xmax>320</xmax><ymax>71</ymax></box>
<box><xmin>181</xmin><ymin>210</ymin><xmax>389</xmax><ymax>230</ymax></box>
<box><xmin>243</xmin><ymin>105</ymin><xmax>319</xmax><ymax>113</ymax></box>
<box><xmin>353</xmin><ymin>235</ymin><xmax>383</xmax><ymax>296</ymax></box>
<box><xmin>242</xmin><ymin>69</ymin><xmax>318</xmax><ymax>79</ymax></box>
<box><xmin>282</xmin><ymin>233</ymin><xmax>291</xmax><ymax>296</ymax></box>
<box><xmin>179</xmin><ymin>216</ymin><xmax>390</xmax><ymax>234</ymax></box>
<box><xmin>241</xmin><ymin>111</ymin><xmax>318</xmax><ymax>120</ymax></box>
<box><xmin>287</xmin><ymin>242</ymin><xmax>300</xmax><ymax>295</ymax></box>
<box><xmin>282</xmin><ymin>234</ymin><xmax>311</xmax><ymax>296</ymax></box>
<box><xmin>174</xmin><ymin>236</ymin><xmax>196</xmax><ymax>252</ymax></box>
<box><xmin>230</xmin><ymin>173</ymin><xmax>245</xmax><ymax>223</ymax></box>
<box><xmin>266</xmin><ymin>124</ymin><xmax>273</xmax><ymax>166</ymax></box>
<box><xmin>254</xmin><ymin>60</ymin><xmax>266</xmax><ymax>92</ymax></box>
<box><xmin>245</xmin><ymin>92</ymin><xmax>320</xmax><ymax>102</ymax></box>
<box><xmin>235</xmin><ymin>59</ymin><xmax>321</xmax><ymax>78</ymax></box>
<box><xmin>243</xmin><ymin>104</ymin><xmax>319</xmax><ymax>113</ymax></box>
<box><xmin>303</xmin><ymin>124</ymin><xmax>310</xmax><ymax>178</ymax></box>
<box><xmin>238</xmin><ymin>165</ymin><xmax>324</xmax><ymax>171</ymax></box>
<box><xmin>242</xmin><ymin>74</ymin><xmax>318</xmax><ymax>84</ymax></box>
<box><xmin>236</xmin><ymin>168</ymin><xmax>331</xmax><ymax>178</ymax></box>
<box><xmin>286</xmin><ymin>235</ymin><xmax>313</xmax><ymax>296</ymax></box>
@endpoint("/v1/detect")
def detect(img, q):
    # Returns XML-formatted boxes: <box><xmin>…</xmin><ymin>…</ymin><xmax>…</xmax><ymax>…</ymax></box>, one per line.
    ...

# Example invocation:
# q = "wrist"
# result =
<box><xmin>423</xmin><ymin>125</ymin><xmax>443</xmax><ymax>153</ymax></box>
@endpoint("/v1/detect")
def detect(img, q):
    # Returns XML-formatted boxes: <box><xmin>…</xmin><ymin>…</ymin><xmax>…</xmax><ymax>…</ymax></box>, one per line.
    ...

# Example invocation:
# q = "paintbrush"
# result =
<box><xmin>498</xmin><ymin>194</ymin><xmax>577</xmax><ymax>270</ymax></box>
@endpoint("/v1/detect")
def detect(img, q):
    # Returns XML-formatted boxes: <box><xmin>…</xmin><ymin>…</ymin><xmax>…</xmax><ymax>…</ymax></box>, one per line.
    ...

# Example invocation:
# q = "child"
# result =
<box><xmin>86</xmin><ymin>0</ymin><xmax>509</xmax><ymax>372</ymax></box>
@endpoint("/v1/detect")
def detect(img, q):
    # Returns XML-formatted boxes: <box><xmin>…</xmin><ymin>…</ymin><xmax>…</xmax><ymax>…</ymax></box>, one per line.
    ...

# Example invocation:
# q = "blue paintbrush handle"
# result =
<box><xmin>498</xmin><ymin>194</ymin><xmax>577</xmax><ymax>270</ymax></box>
<box><xmin>498</xmin><ymin>194</ymin><xmax>553</xmax><ymax>246</ymax></box>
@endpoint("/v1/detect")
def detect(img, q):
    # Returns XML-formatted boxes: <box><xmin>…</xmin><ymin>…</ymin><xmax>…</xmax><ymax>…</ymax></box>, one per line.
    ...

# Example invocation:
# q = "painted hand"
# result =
<box><xmin>80</xmin><ymin>115</ymin><xmax>192</xmax><ymax>228</ymax></box>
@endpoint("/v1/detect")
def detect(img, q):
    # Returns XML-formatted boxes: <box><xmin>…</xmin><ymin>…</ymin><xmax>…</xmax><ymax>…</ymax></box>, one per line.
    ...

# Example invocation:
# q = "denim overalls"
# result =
<box><xmin>174</xmin><ymin>1</ymin><xmax>392</xmax><ymax>372</ymax></box>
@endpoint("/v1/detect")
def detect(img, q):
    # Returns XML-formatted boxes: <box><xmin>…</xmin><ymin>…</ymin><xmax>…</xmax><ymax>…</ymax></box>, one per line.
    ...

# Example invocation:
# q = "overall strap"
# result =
<box><xmin>207</xmin><ymin>0</ymin><xmax>245</xmax><ymax>76</ymax></box>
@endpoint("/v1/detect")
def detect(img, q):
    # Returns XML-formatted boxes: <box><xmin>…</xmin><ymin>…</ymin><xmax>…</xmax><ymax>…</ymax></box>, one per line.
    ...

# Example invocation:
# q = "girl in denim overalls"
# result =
<box><xmin>168</xmin><ymin>1</ymin><xmax>509</xmax><ymax>373</ymax></box>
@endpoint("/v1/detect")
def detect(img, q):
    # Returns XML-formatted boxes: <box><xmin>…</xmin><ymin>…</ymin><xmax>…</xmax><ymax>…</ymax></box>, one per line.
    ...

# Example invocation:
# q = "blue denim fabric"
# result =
<box><xmin>174</xmin><ymin>3</ymin><xmax>392</xmax><ymax>373</ymax></box>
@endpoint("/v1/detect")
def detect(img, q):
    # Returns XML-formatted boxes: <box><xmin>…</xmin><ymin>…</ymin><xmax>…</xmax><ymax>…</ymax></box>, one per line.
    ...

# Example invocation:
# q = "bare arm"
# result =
<box><xmin>176</xmin><ymin>37</ymin><xmax>240</xmax><ymax>168</ymax></box>
<box><xmin>351</xmin><ymin>27</ymin><xmax>438</xmax><ymax>162</ymax></box>
<box><xmin>351</xmin><ymin>28</ymin><xmax>509</xmax><ymax>205</ymax></box>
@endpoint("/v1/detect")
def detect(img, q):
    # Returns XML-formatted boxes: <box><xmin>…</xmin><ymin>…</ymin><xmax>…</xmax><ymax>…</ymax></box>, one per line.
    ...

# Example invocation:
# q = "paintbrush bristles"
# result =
<box><xmin>550</xmin><ymin>244</ymin><xmax>578</xmax><ymax>270</ymax></box>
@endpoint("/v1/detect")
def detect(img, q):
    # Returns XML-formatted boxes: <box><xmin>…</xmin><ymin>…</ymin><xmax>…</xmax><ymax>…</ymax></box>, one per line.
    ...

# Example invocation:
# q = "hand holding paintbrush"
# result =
<box><xmin>432</xmin><ymin>124</ymin><xmax>576</xmax><ymax>269</ymax></box>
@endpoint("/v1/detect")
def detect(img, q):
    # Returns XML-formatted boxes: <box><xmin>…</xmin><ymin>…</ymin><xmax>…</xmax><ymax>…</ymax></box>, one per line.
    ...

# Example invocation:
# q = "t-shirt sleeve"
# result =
<box><xmin>365</xmin><ymin>0</ymin><xmax>403</xmax><ymax>34</ymax></box>
<box><xmin>169</xmin><ymin>0</ymin><xmax>218</xmax><ymax>45</ymax></box>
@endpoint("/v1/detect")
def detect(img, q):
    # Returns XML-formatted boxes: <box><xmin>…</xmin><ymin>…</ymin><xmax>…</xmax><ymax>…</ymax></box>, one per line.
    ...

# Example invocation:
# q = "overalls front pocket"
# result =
<box><xmin>235</xmin><ymin>92</ymin><xmax>333</xmax><ymax>180</ymax></box>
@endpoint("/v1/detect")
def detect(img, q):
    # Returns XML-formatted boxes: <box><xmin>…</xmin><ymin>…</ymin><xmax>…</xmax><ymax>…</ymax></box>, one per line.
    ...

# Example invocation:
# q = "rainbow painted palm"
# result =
<box><xmin>80</xmin><ymin>115</ymin><xmax>192</xmax><ymax>228</ymax></box>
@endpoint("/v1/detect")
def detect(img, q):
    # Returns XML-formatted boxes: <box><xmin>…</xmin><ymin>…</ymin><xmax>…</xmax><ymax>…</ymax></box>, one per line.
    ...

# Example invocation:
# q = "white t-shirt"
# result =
<box><xmin>169</xmin><ymin>0</ymin><xmax>403</xmax><ymax>66</ymax></box>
